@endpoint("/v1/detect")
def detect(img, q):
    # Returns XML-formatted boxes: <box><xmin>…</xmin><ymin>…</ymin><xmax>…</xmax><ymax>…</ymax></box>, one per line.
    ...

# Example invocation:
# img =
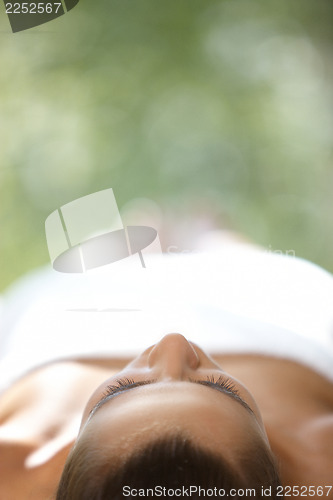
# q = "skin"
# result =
<box><xmin>218</xmin><ymin>354</ymin><xmax>333</xmax><ymax>488</ymax></box>
<box><xmin>0</xmin><ymin>334</ymin><xmax>332</xmax><ymax>499</ymax></box>
<box><xmin>76</xmin><ymin>333</ymin><xmax>269</xmax><ymax>471</ymax></box>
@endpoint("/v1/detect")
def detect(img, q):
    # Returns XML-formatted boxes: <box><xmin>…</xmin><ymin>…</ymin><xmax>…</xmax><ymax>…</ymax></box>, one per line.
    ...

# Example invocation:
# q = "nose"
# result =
<box><xmin>148</xmin><ymin>333</ymin><xmax>199</xmax><ymax>380</ymax></box>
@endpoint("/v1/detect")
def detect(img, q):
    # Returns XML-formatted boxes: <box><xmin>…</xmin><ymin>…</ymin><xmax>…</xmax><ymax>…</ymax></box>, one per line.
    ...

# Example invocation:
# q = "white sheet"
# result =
<box><xmin>1</xmin><ymin>245</ymin><xmax>333</xmax><ymax>394</ymax></box>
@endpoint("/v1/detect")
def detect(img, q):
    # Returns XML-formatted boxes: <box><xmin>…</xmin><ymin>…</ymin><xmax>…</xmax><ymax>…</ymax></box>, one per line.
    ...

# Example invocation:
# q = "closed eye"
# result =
<box><xmin>89</xmin><ymin>376</ymin><xmax>254</xmax><ymax>418</ymax></box>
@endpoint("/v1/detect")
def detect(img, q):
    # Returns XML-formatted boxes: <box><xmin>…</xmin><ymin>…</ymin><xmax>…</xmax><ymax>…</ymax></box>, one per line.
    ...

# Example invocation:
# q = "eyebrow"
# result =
<box><xmin>89</xmin><ymin>380</ymin><xmax>254</xmax><ymax>420</ymax></box>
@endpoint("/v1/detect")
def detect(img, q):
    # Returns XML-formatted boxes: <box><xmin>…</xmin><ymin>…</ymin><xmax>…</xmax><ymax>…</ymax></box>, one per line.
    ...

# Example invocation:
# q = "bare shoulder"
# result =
<box><xmin>0</xmin><ymin>360</ymin><xmax>110</xmax><ymax>500</ymax></box>
<box><xmin>0</xmin><ymin>440</ymin><xmax>65</xmax><ymax>500</ymax></box>
<box><xmin>276</xmin><ymin>413</ymin><xmax>333</xmax><ymax>498</ymax></box>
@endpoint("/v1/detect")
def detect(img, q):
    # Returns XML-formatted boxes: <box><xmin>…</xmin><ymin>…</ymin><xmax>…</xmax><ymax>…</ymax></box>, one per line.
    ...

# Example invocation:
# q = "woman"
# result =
<box><xmin>0</xmin><ymin>233</ymin><xmax>332</xmax><ymax>499</ymax></box>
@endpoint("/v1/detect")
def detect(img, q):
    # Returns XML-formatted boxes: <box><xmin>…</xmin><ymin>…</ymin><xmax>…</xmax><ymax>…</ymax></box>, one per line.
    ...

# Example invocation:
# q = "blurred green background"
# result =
<box><xmin>0</xmin><ymin>0</ymin><xmax>332</xmax><ymax>291</ymax></box>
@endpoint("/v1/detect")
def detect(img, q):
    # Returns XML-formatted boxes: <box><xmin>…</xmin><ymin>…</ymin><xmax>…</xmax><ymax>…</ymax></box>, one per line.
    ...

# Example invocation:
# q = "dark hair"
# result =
<box><xmin>56</xmin><ymin>434</ymin><xmax>281</xmax><ymax>499</ymax></box>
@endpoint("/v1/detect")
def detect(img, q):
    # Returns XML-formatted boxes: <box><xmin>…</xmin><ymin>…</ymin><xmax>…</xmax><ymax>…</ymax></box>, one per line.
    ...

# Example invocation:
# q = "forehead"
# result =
<box><xmin>78</xmin><ymin>382</ymin><xmax>260</xmax><ymax>460</ymax></box>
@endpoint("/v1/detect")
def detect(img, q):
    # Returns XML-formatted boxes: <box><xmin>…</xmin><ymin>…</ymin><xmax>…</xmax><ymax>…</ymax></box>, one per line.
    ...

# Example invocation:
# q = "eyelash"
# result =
<box><xmin>103</xmin><ymin>378</ymin><xmax>152</xmax><ymax>398</ymax></box>
<box><xmin>104</xmin><ymin>375</ymin><xmax>240</xmax><ymax>398</ymax></box>
<box><xmin>196</xmin><ymin>375</ymin><xmax>241</xmax><ymax>396</ymax></box>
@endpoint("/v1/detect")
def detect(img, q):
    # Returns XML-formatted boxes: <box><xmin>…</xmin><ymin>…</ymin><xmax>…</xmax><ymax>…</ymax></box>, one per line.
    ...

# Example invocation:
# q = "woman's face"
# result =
<box><xmin>77</xmin><ymin>334</ymin><xmax>270</xmax><ymax>466</ymax></box>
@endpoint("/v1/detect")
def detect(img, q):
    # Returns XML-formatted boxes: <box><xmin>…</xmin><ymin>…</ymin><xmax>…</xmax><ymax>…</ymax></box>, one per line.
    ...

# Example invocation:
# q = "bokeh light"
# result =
<box><xmin>0</xmin><ymin>0</ymin><xmax>332</xmax><ymax>289</ymax></box>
